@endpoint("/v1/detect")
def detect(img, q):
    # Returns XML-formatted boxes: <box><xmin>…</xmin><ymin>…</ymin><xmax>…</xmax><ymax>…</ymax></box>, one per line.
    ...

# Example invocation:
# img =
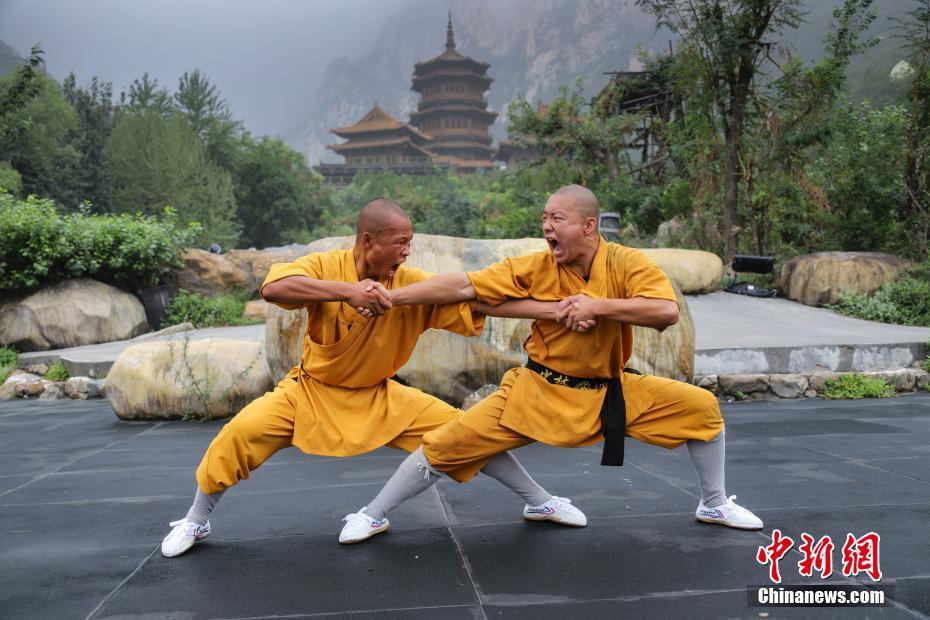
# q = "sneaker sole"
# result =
<box><xmin>523</xmin><ymin>515</ymin><xmax>587</xmax><ymax>528</ymax></box>
<box><xmin>695</xmin><ymin>516</ymin><xmax>763</xmax><ymax>530</ymax></box>
<box><xmin>339</xmin><ymin>523</ymin><xmax>391</xmax><ymax>545</ymax></box>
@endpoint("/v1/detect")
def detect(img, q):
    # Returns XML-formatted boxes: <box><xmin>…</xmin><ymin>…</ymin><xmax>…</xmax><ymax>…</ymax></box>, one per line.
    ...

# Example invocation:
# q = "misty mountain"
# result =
<box><xmin>292</xmin><ymin>0</ymin><xmax>670</xmax><ymax>165</ymax></box>
<box><xmin>291</xmin><ymin>0</ymin><xmax>912</xmax><ymax>166</ymax></box>
<box><xmin>0</xmin><ymin>39</ymin><xmax>25</xmax><ymax>77</ymax></box>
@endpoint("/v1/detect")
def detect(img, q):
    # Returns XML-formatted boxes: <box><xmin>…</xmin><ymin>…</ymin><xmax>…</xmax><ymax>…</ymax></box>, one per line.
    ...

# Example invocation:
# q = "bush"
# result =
<box><xmin>162</xmin><ymin>290</ymin><xmax>258</xmax><ymax>328</ymax></box>
<box><xmin>44</xmin><ymin>361</ymin><xmax>69</xmax><ymax>382</ymax></box>
<box><xmin>830</xmin><ymin>267</ymin><xmax>930</xmax><ymax>327</ymax></box>
<box><xmin>820</xmin><ymin>374</ymin><xmax>896</xmax><ymax>399</ymax></box>
<box><xmin>0</xmin><ymin>346</ymin><xmax>16</xmax><ymax>384</ymax></box>
<box><xmin>0</xmin><ymin>191</ymin><xmax>200</xmax><ymax>291</ymax></box>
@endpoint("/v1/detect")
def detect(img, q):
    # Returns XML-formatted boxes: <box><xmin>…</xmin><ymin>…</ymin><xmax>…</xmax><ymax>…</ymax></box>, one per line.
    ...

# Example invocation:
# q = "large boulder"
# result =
<box><xmin>779</xmin><ymin>252</ymin><xmax>914</xmax><ymax>307</ymax></box>
<box><xmin>168</xmin><ymin>241</ymin><xmax>350</xmax><ymax>296</ymax></box>
<box><xmin>0</xmin><ymin>279</ymin><xmax>149</xmax><ymax>352</ymax></box>
<box><xmin>640</xmin><ymin>248</ymin><xmax>722</xmax><ymax>294</ymax></box>
<box><xmin>105</xmin><ymin>338</ymin><xmax>273</xmax><ymax>420</ymax></box>
<box><xmin>165</xmin><ymin>249</ymin><xmax>253</xmax><ymax>296</ymax></box>
<box><xmin>265</xmin><ymin>235</ymin><xmax>695</xmax><ymax>404</ymax></box>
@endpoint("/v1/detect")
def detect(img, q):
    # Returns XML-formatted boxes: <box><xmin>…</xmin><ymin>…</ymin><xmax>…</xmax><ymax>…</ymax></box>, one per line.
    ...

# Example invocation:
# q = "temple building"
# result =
<box><xmin>314</xmin><ymin>103</ymin><xmax>435</xmax><ymax>185</ymax></box>
<box><xmin>315</xmin><ymin>15</ymin><xmax>497</xmax><ymax>184</ymax></box>
<box><xmin>408</xmin><ymin>15</ymin><xmax>497</xmax><ymax>171</ymax></box>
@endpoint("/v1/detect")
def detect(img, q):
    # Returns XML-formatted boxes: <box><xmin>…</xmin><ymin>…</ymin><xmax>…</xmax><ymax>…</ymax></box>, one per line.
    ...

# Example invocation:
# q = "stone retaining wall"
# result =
<box><xmin>697</xmin><ymin>366</ymin><xmax>930</xmax><ymax>401</ymax></box>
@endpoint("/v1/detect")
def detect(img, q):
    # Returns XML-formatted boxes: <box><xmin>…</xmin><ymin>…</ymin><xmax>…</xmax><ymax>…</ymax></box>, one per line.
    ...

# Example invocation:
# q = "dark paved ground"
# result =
<box><xmin>2</xmin><ymin>394</ymin><xmax>929</xmax><ymax>619</ymax></box>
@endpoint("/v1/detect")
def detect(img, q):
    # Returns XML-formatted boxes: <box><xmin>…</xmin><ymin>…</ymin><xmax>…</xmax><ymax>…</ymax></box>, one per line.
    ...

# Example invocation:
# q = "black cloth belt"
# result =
<box><xmin>524</xmin><ymin>360</ymin><xmax>639</xmax><ymax>467</ymax></box>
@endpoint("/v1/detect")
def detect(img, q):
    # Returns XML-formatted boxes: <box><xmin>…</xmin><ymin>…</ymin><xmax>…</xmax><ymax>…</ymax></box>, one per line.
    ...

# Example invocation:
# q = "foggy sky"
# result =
<box><xmin>0</xmin><ymin>0</ymin><xmax>412</xmax><ymax>138</ymax></box>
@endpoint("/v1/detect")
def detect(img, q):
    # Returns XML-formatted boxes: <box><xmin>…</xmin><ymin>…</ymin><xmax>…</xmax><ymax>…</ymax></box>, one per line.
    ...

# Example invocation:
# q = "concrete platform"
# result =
<box><xmin>689</xmin><ymin>292</ymin><xmax>930</xmax><ymax>375</ymax></box>
<box><xmin>17</xmin><ymin>324</ymin><xmax>265</xmax><ymax>378</ymax></box>
<box><xmin>2</xmin><ymin>395</ymin><xmax>929</xmax><ymax>618</ymax></box>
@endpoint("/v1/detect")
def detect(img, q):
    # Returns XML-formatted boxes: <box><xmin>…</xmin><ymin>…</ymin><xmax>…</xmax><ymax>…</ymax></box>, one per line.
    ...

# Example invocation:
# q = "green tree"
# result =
<box><xmin>0</xmin><ymin>71</ymin><xmax>82</xmax><ymax>206</ymax></box>
<box><xmin>104</xmin><ymin>109</ymin><xmax>240</xmax><ymax>248</ymax></box>
<box><xmin>174</xmin><ymin>69</ymin><xmax>242</xmax><ymax>171</ymax></box>
<box><xmin>234</xmin><ymin>136</ymin><xmax>326</xmax><ymax>248</ymax></box>
<box><xmin>637</xmin><ymin>0</ymin><xmax>805</xmax><ymax>264</ymax></box>
<box><xmin>894</xmin><ymin>0</ymin><xmax>930</xmax><ymax>260</ymax></box>
<box><xmin>61</xmin><ymin>73</ymin><xmax>114</xmax><ymax>211</ymax></box>
<box><xmin>120</xmin><ymin>72</ymin><xmax>173</xmax><ymax>116</ymax></box>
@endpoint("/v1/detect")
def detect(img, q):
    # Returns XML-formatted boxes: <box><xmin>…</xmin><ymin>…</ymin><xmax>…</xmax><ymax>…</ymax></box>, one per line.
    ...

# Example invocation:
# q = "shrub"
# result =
<box><xmin>0</xmin><ymin>191</ymin><xmax>200</xmax><ymax>291</ymax></box>
<box><xmin>820</xmin><ymin>374</ymin><xmax>896</xmax><ymax>399</ymax></box>
<box><xmin>830</xmin><ymin>264</ymin><xmax>930</xmax><ymax>327</ymax></box>
<box><xmin>0</xmin><ymin>346</ymin><xmax>17</xmax><ymax>384</ymax></box>
<box><xmin>44</xmin><ymin>361</ymin><xmax>69</xmax><ymax>382</ymax></box>
<box><xmin>162</xmin><ymin>290</ymin><xmax>258</xmax><ymax>329</ymax></box>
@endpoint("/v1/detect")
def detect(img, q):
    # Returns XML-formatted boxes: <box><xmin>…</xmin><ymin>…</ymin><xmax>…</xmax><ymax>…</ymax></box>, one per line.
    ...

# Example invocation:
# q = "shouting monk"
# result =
<box><xmin>160</xmin><ymin>199</ymin><xmax>586</xmax><ymax>556</ymax></box>
<box><xmin>340</xmin><ymin>185</ymin><xmax>762</xmax><ymax>543</ymax></box>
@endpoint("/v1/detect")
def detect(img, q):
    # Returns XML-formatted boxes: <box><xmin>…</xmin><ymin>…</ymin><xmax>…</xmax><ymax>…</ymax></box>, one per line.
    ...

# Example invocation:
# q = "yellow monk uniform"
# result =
<box><xmin>195</xmin><ymin>249</ymin><xmax>485</xmax><ymax>494</ymax></box>
<box><xmin>422</xmin><ymin>237</ymin><xmax>723</xmax><ymax>481</ymax></box>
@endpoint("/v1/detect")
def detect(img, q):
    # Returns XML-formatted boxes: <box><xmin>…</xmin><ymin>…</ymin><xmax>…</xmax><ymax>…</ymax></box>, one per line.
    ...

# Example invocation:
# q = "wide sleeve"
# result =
<box><xmin>259</xmin><ymin>254</ymin><xmax>325</xmax><ymax>310</ymax></box>
<box><xmin>624</xmin><ymin>250</ymin><xmax>679</xmax><ymax>305</ymax></box>
<box><xmin>466</xmin><ymin>256</ymin><xmax>535</xmax><ymax>306</ymax></box>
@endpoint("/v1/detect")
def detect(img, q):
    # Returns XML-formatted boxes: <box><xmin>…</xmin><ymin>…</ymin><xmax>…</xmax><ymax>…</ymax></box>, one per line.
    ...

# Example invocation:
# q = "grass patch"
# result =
<box><xmin>820</xmin><ymin>374</ymin><xmax>896</xmax><ymax>399</ymax></box>
<box><xmin>0</xmin><ymin>346</ymin><xmax>17</xmax><ymax>384</ymax></box>
<box><xmin>162</xmin><ymin>289</ymin><xmax>262</xmax><ymax>329</ymax></box>
<box><xmin>44</xmin><ymin>361</ymin><xmax>69</xmax><ymax>382</ymax></box>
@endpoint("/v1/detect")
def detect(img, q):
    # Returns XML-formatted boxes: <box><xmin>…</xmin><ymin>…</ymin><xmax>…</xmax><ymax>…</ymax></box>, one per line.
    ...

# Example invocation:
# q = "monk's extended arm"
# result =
<box><xmin>557</xmin><ymin>295</ymin><xmax>678</xmax><ymax>331</ymax></box>
<box><xmin>390</xmin><ymin>272</ymin><xmax>476</xmax><ymax>306</ymax></box>
<box><xmin>262</xmin><ymin>275</ymin><xmax>391</xmax><ymax>314</ymax></box>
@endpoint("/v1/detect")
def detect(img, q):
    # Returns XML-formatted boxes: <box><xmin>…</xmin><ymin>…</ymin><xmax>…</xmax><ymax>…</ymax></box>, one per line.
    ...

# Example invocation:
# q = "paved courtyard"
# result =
<box><xmin>2</xmin><ymin>394</ymin><xmax>929</xmax><ymax>619</ymax></box>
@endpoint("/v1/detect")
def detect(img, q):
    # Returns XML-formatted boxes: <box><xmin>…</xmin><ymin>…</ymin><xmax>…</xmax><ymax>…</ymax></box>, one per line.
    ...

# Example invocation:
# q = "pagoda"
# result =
<box><xmin>314</xmin><ymin>103</ymin><xmax>435</xmax><ymax>185</ymax></box>
<box><xmin>409</xmin><ymin>14</ymin><xmax>497</xmax><ymax>171</ymax></box>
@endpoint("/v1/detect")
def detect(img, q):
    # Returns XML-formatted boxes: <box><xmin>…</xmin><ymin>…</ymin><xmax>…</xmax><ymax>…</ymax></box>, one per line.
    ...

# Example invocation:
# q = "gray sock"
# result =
<box><xmin>687</xmin><ymin>428</ymin><xmax>727</xmax><ymax>509</ymax></box>
<box><xmin>480</xmin><ymin>451</ymin><xmax>551</xmax><ymax>507</ymax></box>
<box><xmin>365</xmin><ymin>446</ymin><xmax>442</xmax><ymax>520</ymax></box>
<box><xmin>186</xmin><ymin>488</ymin><xmax>225</xmax><ymax>525</ymax></box>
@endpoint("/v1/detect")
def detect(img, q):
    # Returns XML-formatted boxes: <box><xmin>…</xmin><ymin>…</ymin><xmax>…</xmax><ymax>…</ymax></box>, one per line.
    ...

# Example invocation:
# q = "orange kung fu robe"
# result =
<box><xmin>195</xmin><ymin>249</ymin><xmax>484</xmax><ymax>494</ymax></box>
<box><xmin>422</xmin><ymin>238</ymin><xmax>722</xmax><ymax>480</ymax></box>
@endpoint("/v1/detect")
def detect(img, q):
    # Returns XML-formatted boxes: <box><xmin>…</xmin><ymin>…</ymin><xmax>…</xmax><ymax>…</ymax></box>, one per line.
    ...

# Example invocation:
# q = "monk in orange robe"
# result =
<box><xmin>344</xmin><ymin>186</ymin><xmax>763</xmax><ymax>543</ymax></box>
<box><xmin>160</xmin><ymin>199</ymin><xmax>588</xmax><ymax>557</ymax></box>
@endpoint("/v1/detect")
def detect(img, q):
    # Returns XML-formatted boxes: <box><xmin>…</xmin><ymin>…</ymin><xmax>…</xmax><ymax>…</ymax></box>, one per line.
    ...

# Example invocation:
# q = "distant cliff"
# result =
<box><xmin>291</xmin><ymin>0</ymin><xmax>669</xmax><ymax>165</ymax></box>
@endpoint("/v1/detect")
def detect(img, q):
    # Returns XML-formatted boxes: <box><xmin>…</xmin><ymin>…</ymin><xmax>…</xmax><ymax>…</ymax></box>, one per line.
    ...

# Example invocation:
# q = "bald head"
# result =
<box><xmin>549</xmin><ymin>185</ymin><xmax>600</xmax><ymax>220</ymax></box>
<box><xmin>356</xmin><ymin>199</ymin><xmax>410</xmax><ymax>240</ymax></box>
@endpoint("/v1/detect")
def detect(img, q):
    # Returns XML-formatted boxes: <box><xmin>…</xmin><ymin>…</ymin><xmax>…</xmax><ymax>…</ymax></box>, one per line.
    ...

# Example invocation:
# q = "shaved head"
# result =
<box><xmin>356</xmin><ymin>199</ymin><xmax>410</xmax><ymax>240</ymax></box>
<box><xmin>549</xmin><ymin>185</ymin><xmax>600</xmax><ymax>220</ymax></box>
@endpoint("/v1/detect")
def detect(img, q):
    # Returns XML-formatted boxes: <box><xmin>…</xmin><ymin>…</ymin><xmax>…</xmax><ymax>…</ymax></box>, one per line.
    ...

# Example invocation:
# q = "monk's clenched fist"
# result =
<box><xmin>349</xmin><ymin>280</ymin><xmax>392</xmax><ymax>317</ymax></box>
<box><xmin>556</xmin><ymin>294</ymin><xmax>599</xmax><ymax>332</ymax></box>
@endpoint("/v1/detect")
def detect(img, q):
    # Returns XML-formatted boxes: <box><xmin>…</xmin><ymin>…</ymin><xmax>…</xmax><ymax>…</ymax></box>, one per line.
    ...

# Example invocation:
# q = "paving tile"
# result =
<box><xmin>0</xmin><ymin>545</ymin><xmax>153</xmax><ymax>620</ymax></box>
<box><xmin>93</xmin><ymin>529</ymin><xmax>477</xmax><ymax>619</ymax></box>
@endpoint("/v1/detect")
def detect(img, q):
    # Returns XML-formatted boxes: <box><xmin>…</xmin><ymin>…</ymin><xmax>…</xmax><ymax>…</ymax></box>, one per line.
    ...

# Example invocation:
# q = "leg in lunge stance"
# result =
<box><xmin>161</xmin><ymin>380</ymin><xmax>298</xmax><ymax>557</ymax></box>
<box><xmin>340</xmin><ymin>447</ymin><xmax>587</xmax><ymax>544</ymax></box>
<box><xmin>690</xmin><ymin>428</ymin><xmax>761</xmax><ymax>529</ymax></box>
<box><xmin>625</xmin><ymin>374</ymin><xmax>763</xmax><ymax>530</ymax></box>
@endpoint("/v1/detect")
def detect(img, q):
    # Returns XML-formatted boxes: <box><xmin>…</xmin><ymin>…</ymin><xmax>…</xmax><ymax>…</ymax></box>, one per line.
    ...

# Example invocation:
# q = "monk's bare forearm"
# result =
<box><xmin>479</xmin><ymin>299</ymin><xmax>559</xmax><ymax>321</ymax></box>
<box><xmin>261</xmin><ymin>276</ymin><xmax>354</xmax><ymax>305</ymax></box>
<box><xmin>391</xmin><ymin>272</ymin><xmax>476</xmax><ymax>306</ymax></box>
<box><xmin>594</xmin><ymin>297</ymin><xmax>679</xmax><ymax>329</ymax></box>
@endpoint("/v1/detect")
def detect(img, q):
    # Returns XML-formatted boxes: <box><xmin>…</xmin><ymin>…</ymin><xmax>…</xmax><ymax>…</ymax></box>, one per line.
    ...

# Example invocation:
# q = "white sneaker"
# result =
<box><xmin>339</xmin><ymin>507</ymin><xmax>390</xmax><ymax>544</ymax></box>
<box><xmin>523</xmin><ymin>496</ymin><xmax>587</xmax><ymax>527</ymax></box>
<box><xmin>161</xmin><ymin>518</ymin><xmax>211</xmax><ymax>557</ymax></box>
<box><xmin>695</xmin><ymin>495</ymin><xmax>763</xmax><ymax>530</ymax></box>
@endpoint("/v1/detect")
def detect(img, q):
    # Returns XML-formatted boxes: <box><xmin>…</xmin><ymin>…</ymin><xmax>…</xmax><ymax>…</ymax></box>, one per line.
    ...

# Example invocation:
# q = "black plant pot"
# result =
<box><xmin>140</xmin><ymin>284</ymin><xmax>176</xmax><ymax>330</ymax></box>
